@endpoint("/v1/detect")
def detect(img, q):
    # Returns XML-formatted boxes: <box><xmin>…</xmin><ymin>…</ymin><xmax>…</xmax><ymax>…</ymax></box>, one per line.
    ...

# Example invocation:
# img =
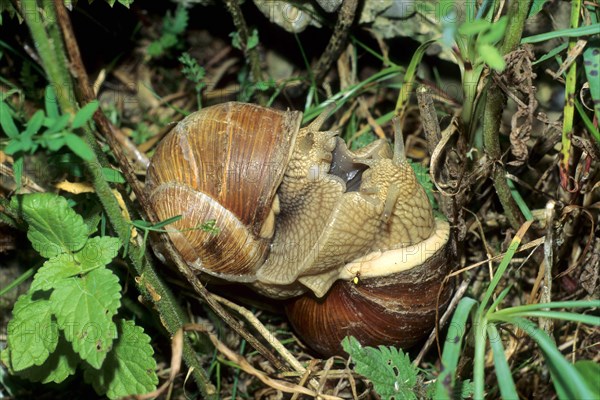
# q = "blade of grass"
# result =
<box><xmin>575</xmin><ymin>100</ymin><xmax>600</xmax><ymax>145</ymax></box>
<box><xmin>491</xmin><ymin>311</ymin><xmax>600</xmax><ymax>325</ymax></box>
<box><xmin>521</xmin><ymin>24</ymin><xmax>600</xmax><ymax>44</ymax></box>
<box><xmin>507</xmin><ymin>179</ymin><xmax>534</xmax><ymax>220</ymax></box>
<box><xmin>487</xmin><ymin>324</ymin><xmax>519</xmax><ymax>400</ymax></box>
<box><xmin>302</xmin><ymin>66</ymin><xmax>404</xmax><ymax>123</ymax></box>
<box><xmin>498</xmin><ymin>316</ymin><xmax>597</xmax><ymax>400</ymax></box>
<box><xmin>395</xmin><ymin>39</ymin><xmax>437</xmax><ymax>119</ymax></box>
<box><xmin>473</xmin><ymin>315</ymin><xmax>488</xmax><ymax>399</ymax></box>
<box><xmin>485</xmin><ymin>286</ymin><xmax>512</xmax><ymax>317</ymax></box>
<box><xmin>478</xmin><ymin>221</ymin><xmax>533</xmax><ymax>315</ymax></box>
<box><xmin>0</xmin><ymin>267</ymin><xmax>36</xmax><ymax>297</ymax></box>
<box><xmin>532</xmin><ymin>42</ymin><xmax>568</xmax><ymax>65</ymax></box>
<box><xmin>435</xmin><ymin>297</ymin><xmax>478</xmax><ymax>400</ymax></box>
<box><xmin>492</xmin><ymin>299</ymin><xmax>600</xmax><ymax>314</ymax></box>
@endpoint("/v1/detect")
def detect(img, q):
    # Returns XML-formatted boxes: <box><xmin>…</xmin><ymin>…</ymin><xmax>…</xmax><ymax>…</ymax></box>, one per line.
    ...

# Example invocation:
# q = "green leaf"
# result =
<box><xmin>44</xmin><ymin>113</ymin><xmax>70</xmax><ymax>134</ymax></box>
<box><xmin>84</xmin><ymin>319</ymin><xmax>158</xmax><ymax>399</ymax></box>
<box><xmin>478</xmin><ymin>43</ymin><xmax>506</xmax><ymax>72</ymax></box>
<box><xmin>528</xmin><ymin>0</ymin><xmax>550</xmax><ymax>18</ymax></box>
<box><xmin>410</xmin><ymin>161</ymin><xmax>437</xmax><ymax>209</ymax></box>
<box><xmin>45</xmin><ymin>85</ymin><xmax>59</xmax><ymax>119</ymax></box>
<box><xmin>435</xmin><ymin>297</ymin><xmax>478</xmax><ymax>400</ymax></box>
<box><xmin>117</xmin><ymin>0</ymin><xmax>133</xmax><ymax>8</ymax></box>
<box><xmin>479</xmin><ymin>17</ymin><xmax>508</xmax><ymax>45</ymax></box>
<box><xmin>102</xmin><ymin>167</ymin><xmax>125</xmax><ymax>183</ymax></box>
<box><xmin>50</xmin><ymin>267</ymin><xmax>121</xmax><ymax>369</ymax></box>
<box><xmin>4</xmin><ymin>139</ymin><xmax>23</xmax><ymax>154</ymax></box>
<box><xmin>6</xmin><ymin>294</ymin><xmax>58</xmax><ymax>371</ymax></box>
<box><xmin>23</xmin><ymin>110</ymin><xmax>44</xmax><ymax>137</ymax></box>
<box><xmin>230</xmin><ymin>31</ymin><xmax>242</xmax><ymax>50</ymax></box>
<box><xmin>75</xmin><ymin>236</ymin><xmax>121</xmax><ymax>270</ymax></box>
<box><xmin>247</xmin><ymin>28</ymin><xmax>259</xmax><ymax>50</ymax></box>
<box><xmin>342</xmin><ymin>336</ymin><xmax>417</xmax><ymax>399</ymax></box>
<box><xmin>583</xmin><ymin>39</ymin><xmax>600</xmax><ymax>123</ymax></box>
<box><xmin>487</xmin><ymin>324</ymin><xmax>519</xmax><ymax>399</ymax></box>
<box><xmin>12</xmin><ymin>156</ymin><xmax>23</xmax><ymax>190</ymax></box>
<box><xmin>458</xmin><ymin>19</ymin><xmax>491</xmax><ymax>36</ymax></box>
<box><xmin>31</xmin><ymin>253</ymin><xmax>81</xmax><ymax>292</ymax></box>
<box><xmin>71</xmin><ymin>100</ymin><xmax>98</xmax><ymax>129</ymax></box>
<box><xmin>3</xmin><ymin>334</ymin><xmax>79</xmax><ymax>384</ymax></box>
<box><xmin>0</xmin><ymin>101</ymin><xmax>19</xmax><ymax>138</ymax></box>
<box><xmin>574</xmin><ymin>360</ymin><xmax>600</xmax><ymax>396</ymax></box>
<box><xmin>65</xmin><ymin>133</ymin><xmax>95</xmax><ymax>161</ymax></box>
<box><xmin>168</xmin><ymin>5</ymin><xmax>188</xmax><ymax>35</ymax></box>
<box><xmin>502</xmin><ymin>317</ymin><xmax>597</xmax><ymax>400</ymax></box>
<box><xmin>12</xmin><ymin>193</ymin><xmax>89</xmax><ymax>258</ymax></box>
<box><xmin>521</xmin><ymin>24</ymin><xmax>600</xmax><ymax>44</ymax></box>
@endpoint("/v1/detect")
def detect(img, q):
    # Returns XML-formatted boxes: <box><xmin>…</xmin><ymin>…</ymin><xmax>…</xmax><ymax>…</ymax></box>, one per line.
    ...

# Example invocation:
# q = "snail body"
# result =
<box><xmin>146</xmin><ymin>102</ymin><xmax>452</xmax><ymax>356</ymax></box>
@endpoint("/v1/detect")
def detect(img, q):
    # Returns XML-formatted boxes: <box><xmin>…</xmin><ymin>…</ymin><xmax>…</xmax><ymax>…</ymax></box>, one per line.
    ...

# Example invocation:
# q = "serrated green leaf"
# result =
<box><xmin>84</xmin><ymin>319</ymin><xmax>157</xmax><ymax>399</ymax></box>
<box><xmin>342</xmin><ymin>336</ymin><xmax>417</xmax><ymax>400</ymax></box>
<box><xmin>65</xmin><ymin>133</ymin><xmax>95</xmax><ymax>161</ymax></box>
<box><xmin>45</xmin><ymin>86</ymin><xmax>59</xmax><ymax>119</ymax></box>
<box><xmin>12</xmin><ymin>193</ymin><xmax>89</xmax><ymax>257</ymax></box>
<box><xmin>71</xmin><ymin>100</ymin><xmax>98</xmax><ymax>129</ymax></box>
<box><xmin>6</xmin><ymin>294</ymin><xmax>58</xmax><ymax>371</ymax></box>
<box><xmin>51</xmin><ymin>268</ymin><xmax>121</xmax><ymax>369</ymax></box>
<box><xmin>5</xmin><ymin>334</ymin><xmax>79</xmax><ymax>384</ymax></box>
<box><xmin>75</xmin><ymin>236</ymin><xmax>121</xmax><ymax>269</ymax></box>
<box><xmin>410</xmin><ymin>161</ymin><xmax>437</xmax><ymax>209</ymax></box>
<box><xmin>0</xmin><ymin>101</ymin><xmax>19</xmax><ymax>138</ymax></box>
<box><xmin>169</xmin><ymin>5</ymin><xmax>188</xmax><ymax>35</ymax></box>
<box><xmin>30</xmin><ymin>253</ymin><xmax>81</xmax><ymax>292</ymax></box>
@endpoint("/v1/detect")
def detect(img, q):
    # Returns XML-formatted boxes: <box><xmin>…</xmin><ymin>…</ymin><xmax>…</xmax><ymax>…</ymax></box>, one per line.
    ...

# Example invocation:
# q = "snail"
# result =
<box><xmin>146</xmin><ymin>102</ymin><xmax>452</xmax><ymax>357</ymax></box>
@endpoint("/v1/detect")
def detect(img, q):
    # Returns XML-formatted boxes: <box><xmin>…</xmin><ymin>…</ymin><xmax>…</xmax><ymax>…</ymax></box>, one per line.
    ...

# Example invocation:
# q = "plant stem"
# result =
<box><xmin>310</xmin><ymin>0</ymin><xmax>358</xmax><ymax>85</ymax></box>
<box><xmin>559</xmin><ymin>0</ymin><xmax>581</xmax><ymax>188</ymax></box>
<box><xmin>482</xmin><ymin>0</ymin><xmax>531</xmax><ymax>230</ymax></box>
<box><xmin>223</xmin><ymin>0</ymin><xmax>266</xmax><ymax>105</ymax></box>
<box><xmin>21</xmin><ymin>0</ymin><xmax>73</xmax><ymax>113</ymax></box>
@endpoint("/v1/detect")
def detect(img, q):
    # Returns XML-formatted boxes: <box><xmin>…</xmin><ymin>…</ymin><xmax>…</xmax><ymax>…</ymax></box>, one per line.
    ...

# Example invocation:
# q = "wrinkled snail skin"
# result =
<box><xmin>146</xmin><ymin>102</ymin><xmax>452</xmax><ymax>356</ymax></box>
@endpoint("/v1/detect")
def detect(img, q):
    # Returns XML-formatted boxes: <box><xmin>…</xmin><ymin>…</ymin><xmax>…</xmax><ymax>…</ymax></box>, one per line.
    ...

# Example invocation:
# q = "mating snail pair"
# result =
<box><xmin>146</xmin><ymin>102</ymin><xmax>452</xmax><ymax>356</ymax></box>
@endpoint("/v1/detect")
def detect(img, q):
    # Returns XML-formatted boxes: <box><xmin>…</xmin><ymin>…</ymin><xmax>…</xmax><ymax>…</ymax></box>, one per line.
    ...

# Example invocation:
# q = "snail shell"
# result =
<box><xmin>146</xmin><ymin>102</ymin><xmax>302</xmax><ymax>282</ymax></box>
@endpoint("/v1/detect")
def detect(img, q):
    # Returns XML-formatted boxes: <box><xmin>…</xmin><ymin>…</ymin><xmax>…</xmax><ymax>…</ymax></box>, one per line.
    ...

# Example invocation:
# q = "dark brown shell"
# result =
<box><xmin>146</xmin><ymin>102</ymin><xmax>302</xmax><ymax>281</ymax></box>
<box><xmin>285</xmin><ymin>243</ymin><xmax>453</xmax><ymax>357</ymax></box>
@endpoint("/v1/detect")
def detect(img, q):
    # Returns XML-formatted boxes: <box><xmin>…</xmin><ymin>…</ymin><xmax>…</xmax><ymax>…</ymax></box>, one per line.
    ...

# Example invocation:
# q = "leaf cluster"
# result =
<box><xmin>1</xmin><ymin>86</ymin><xmax>97</xmax><ymax>188</ymax></box>
<box><xmin>147</xmin><ymin>4</ymin><xmax>189</xmax><ymax>58</ymax></box>
<box><xmin>1</xmin><ymin>193</ymin><xmax>158</xmax><ymax>399</ymax></box>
